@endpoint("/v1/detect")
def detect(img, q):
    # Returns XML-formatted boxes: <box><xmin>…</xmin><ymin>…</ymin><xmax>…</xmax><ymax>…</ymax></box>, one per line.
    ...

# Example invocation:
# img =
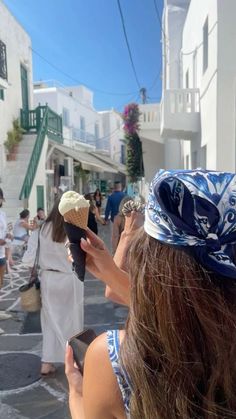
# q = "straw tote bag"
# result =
<box><xmin>19</xmin><ymin>232</ymin><xmax>41</xmax><ymax>312</ymax></box>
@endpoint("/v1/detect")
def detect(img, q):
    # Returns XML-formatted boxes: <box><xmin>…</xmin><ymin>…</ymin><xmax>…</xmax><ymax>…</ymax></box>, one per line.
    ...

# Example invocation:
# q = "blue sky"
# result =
<box><xmin>3</xmin><ymin>0</ymin><xmax>163</xmax><ymax>111</ymax></box>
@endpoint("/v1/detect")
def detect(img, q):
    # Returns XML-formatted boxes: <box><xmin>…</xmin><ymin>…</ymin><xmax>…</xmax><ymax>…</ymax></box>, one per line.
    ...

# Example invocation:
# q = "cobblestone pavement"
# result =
<box><xmin>0</xmin><ymin>223</ymin><xmax>128</xmax><ymax>418</ymax></box>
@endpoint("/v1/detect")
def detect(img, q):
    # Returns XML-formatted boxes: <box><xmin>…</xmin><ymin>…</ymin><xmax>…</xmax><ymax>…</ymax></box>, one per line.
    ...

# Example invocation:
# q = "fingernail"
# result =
<box><xmin>81</xmin><ymin>238</ymin><xmax>87</xmax><ymax>245</ymax></box>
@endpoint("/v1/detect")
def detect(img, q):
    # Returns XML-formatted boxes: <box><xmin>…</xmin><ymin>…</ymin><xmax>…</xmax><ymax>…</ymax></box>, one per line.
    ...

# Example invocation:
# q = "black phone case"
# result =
<box><xmin>69</xmin><ymin>329</ymin><xmax>97</xmax><ymax>374</ymax></box>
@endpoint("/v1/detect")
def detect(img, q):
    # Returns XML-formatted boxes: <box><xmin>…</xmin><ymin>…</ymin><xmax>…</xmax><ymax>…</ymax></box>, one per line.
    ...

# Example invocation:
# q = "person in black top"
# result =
<box><xmin>93</xmin><ymin>189</ymin><xmax>102</xmax><ymax>215</ymax></box>
<box><xmin>84</xmin><ymin>194</ymin><xmax>105</xmax><ymax>235</ymax></box>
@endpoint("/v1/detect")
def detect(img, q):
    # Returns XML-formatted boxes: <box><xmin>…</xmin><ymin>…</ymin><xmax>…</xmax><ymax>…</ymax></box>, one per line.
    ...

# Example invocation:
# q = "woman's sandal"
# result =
<box><xmin>41</xmin><ymin>363</ymin><xmax>56</xmax><ymax>376</ymax></box>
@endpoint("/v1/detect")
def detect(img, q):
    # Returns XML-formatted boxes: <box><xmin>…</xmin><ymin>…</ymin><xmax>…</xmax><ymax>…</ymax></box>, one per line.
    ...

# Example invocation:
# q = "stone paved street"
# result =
<box><xmin>0</xmin><ymin>223</ymin><xmax>128</xmax><ymax>418</ymax></box>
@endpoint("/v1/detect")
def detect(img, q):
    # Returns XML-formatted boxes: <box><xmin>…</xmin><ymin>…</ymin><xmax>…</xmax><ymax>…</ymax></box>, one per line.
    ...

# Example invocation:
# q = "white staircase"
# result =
<box><xmin>0</xmin><ymin>134</ymin><xmax>36</xmax><ymax>223</ymax></box>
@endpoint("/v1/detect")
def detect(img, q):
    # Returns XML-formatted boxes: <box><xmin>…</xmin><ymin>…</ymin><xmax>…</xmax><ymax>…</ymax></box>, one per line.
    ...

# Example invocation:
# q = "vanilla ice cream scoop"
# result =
<box><xmin>58</xmin><ymin>191</ymin><xmax>89</xmax><ymax>216</ymax></box>
<box><xmin>58</xmin><ymin>191</ymin><xmax>89</xmax><ymax>282</ymax></box>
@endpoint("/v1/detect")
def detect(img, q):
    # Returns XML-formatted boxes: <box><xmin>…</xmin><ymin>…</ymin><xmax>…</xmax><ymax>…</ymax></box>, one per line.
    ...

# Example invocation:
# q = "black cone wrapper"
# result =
<box><xmin>64</xmin><ymin>222</ymin><xmax>86</xmax><ymax>282</ymax></box>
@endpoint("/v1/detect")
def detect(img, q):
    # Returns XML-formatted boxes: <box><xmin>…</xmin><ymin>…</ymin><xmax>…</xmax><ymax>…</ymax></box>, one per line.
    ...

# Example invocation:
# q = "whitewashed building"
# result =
<box><xmin>99</xmin><ymin>109</ymin><xmax>125</xmax><ymax>162</ymax></box>
<box><xmin>0</xmin><ymin>1</ymin><xmax>44</xmax><ymax>221</ymax></box>
<box><xmin>0</xmin><ymin>2</ymin><xmax>64</xmax><ymax>220</ymax></box>
<box><xmin>34</xmin><ymin>82</ymin><xmax>101</xmax><ymax>150</ymax></box>
<box><xmin>139</xmin><ymin>103</ymin><xmax>164</xmax><ymax>183</ymax></box>
<box><xmin>34</xmin><ymin>82</ymin><xmax>127</xmax><ymax>193</ymax></box>
<box><xmin>139</xmin><ymin>0</ymin><xmax>236</xmax><ymax>181</ymax></box>
<box><xmin>0</xmin><ymin>0</ymin><xmax>33</xmax><ymax>178</ymax></box>
<box><xmin>161</xmin><ymin>0</ymin><xmax>236</xmax><ymax>172</ymax></box>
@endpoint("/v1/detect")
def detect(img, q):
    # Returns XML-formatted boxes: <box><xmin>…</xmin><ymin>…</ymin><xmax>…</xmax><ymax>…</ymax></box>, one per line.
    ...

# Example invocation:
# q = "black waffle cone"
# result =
<box><xmin>64</xmin><ymin>222</ymin><xmax>86</xmax><ymax>282</ymax></box>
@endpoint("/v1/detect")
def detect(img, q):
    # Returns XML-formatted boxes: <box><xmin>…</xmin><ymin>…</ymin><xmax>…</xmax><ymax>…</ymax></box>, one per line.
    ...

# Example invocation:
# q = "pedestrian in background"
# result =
<box><xmin>0</xmin><ymin>188</ymin><xmax>7</xmax><ymax>288</ymax></box>
<box><xmin>104</xmin><ymin>181</ymin><xmax>126</xmax><ymax>223</ymax></box>
<box><xmin>84</xmin><ymin>194</ymin><xmax>105</xmax><ymax>235</ymax></box>
<box><xmin>34</xmin><ymin>207</ymin><xmax>46</xmax><ymax>227</ymax></box>
<box><xmin>13</xmin><ymin>209</ymin><xmax>36</xmax><ymax>243</ymax></box>
<box><xmin>111</xmin><ymin>195</ymin><xmax>132</xmax><ymax>253</ymax></box>
<box><xmin>93</xmin><ymin>189</ymin><xmax>102</xmax><ymax>216</ymax></box>
<box><xmin>23</xmin><ymin>198</ymin><xmax>84</xmax><ymax>375</ymax></box>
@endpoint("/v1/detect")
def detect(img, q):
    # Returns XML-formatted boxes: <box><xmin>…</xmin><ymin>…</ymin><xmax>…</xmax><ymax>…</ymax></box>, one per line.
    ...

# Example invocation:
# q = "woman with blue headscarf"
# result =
<box><xmin>66</xmin><ymin>169</ymin><xmax>236</xmax><ymax>418</ymax></box>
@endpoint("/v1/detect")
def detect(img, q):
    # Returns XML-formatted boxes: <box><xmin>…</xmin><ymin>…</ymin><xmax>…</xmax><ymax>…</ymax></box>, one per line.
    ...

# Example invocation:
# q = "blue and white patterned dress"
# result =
<box><xmin>107</xmin><ymin>330</ymin><xmax>131</xmax><ymax>417</ymax></box>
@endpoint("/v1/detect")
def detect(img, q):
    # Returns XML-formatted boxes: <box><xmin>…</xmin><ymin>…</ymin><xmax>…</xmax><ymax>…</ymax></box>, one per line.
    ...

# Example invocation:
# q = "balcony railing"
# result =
<box><xmin>0</xmin><ymin>40</ymin><xmax>7</xmax><ymax>81</ymax></box>
<box><xmin>139</xmin><ymin>104</ymin><xmax>160</xmax><ymax>129</ymax></box>
<box><xmin>161</xmin><ymin>88</ymin><xmax>200</xmax><ymax>140</ymax></box>
<box><xmin>138</xmin><ymin>103</ymin><xmax>162</xmax><ymax>143</ymax></box>
<box><xmin>20</xmin><ymin>105</ymin><xmax>63</xmax><ymax>142</ymax></box>
<box><xmin>72</xmin><ymin>127</ymin><xmax>96</xmax><ymax>146</ymax></box>
<box><xmin>19</xmin><ymin>105</ymin><xmax>63</xmax><ymax>200</ymax></box>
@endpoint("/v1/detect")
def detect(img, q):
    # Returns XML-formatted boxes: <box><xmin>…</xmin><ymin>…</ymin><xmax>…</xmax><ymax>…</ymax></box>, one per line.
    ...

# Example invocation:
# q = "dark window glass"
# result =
<box><xmin>0</xmin><ymin>40</ymin><xmax>7</xmax><ymax>81</ymax></box>
<box><xmin>203</xmin><ymin>17</ymin><xmax>208</xmax><ymax>74</ymax></box>
<box><xmin>121</xmin><ymin>144</ymin><xmax>126</xmax><ymax>164</ymax></box>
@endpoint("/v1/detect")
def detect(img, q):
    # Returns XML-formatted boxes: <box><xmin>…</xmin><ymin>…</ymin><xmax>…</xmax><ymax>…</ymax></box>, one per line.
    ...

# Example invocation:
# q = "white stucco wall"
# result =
<box><xmin>142</xmin><ymin>138</ymin><xmax>165</xmax><ymax>183</ymax></box>
<box><xmin>216</xmin><ymin>0</ymin><xmax>236</xmax><ymax>171</ymax></box>
<box><xmin>28</xmin><ymin>135</ymin><xmax>49</xmax><ymax>217</ymax></box>
<box><xmin>34</xmin><ymin>86</ymin><xmax>104</xmax><ymax>148</ymax></box>
<box><xmin>162</xmin><ymin>0</ymin><xmax>190</xmax><ymax>169</ymax></box>
<box><xmin>0</xmin><ymin>1</ymin><xmax>33</xmax><ymax>176</ymax></box>
<box><xmin>164</xmin><ymin>0</ymin><xmax>190</xmax><ymax>89</ymax></box>
<box><xmin>99</xmin><ymin>110</ymin><xmax>124</xmax><ymax>161</ymax></box>
<box><xmin>181</xmin><ymin>0</ymin><xmax>236</xmax><ymax>172</ymax></box>
<box><xmin>181</xmin><ymin>0</ymin><xmax>218</xmax><ymax>170</ymax></box>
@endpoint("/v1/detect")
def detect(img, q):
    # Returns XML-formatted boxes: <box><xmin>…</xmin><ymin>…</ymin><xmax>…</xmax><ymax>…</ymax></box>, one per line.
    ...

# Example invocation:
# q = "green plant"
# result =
<box><xmin>122</xmin><ymin>103</ymin><xmax>144</xmax><ymax>182</ymax></box>
<box><xmin>4</xmin><ymin>118</ymin><xmax>24</xmax><ymax>153</ymax></box>
<box><xmin>74</xmin><ymin>165</ymin><xmax>90</xmax><ymax>182</ymax></box>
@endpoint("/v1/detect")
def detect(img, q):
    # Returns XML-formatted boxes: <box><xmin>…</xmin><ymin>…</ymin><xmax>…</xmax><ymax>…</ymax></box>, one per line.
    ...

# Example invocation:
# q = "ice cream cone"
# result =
<box><xmin>58</xmin><ymin>191</ymin><xmax>90</xmax><ymax>282</ymax></box>
<box><xmin>63</xmin><ymin>207</ymin><xmax>89</xmax><ymax>230</ymax></box>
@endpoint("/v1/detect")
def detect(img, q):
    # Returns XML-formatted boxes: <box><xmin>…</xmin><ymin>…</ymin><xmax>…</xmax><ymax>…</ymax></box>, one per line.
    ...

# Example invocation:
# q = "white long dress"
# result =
<box><xmin>22</xmin><ymin>223</ymin><xmax>84</xmax><ymax>363</ymax></box>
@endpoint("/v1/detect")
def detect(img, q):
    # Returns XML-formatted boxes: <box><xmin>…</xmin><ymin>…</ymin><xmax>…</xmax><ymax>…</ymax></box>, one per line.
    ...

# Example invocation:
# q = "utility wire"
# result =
<box><xmin>31</xmin><ymin>47</ymin><xmax>138</xmax><ymax>96</ymax></box>
<box><xmin>147</xmin><ymin>63</ymin><xmax>162</xmax><ymax>93</ymax></box>
<box><xmin>116</xmin><ymin>0</ymin><xmax>141</xmax><ymax>89</ymax></box>
<box><xmin>153</xmin><ymin>0</ymin><xmax>167</xmax><ymax>43</ymax></box>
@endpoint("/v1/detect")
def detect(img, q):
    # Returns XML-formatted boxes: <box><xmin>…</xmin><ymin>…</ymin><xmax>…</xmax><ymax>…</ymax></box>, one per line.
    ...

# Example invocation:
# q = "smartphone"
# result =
<box><xmin>68</xmin><ymin>329</ymin><xmax>97</xmax><ymax>374</ymax></box>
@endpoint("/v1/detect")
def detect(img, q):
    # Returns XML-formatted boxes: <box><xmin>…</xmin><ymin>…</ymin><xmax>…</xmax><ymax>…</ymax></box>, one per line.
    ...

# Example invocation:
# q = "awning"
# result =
<box><xmin>90</xmin><ymin>152</ymin><xmax>127</xmax><ymax>175</ymax></box>
<box><xmin>53</xmin><ymin>144</ymin><xmax>118</xmax><ymax>174</ymax></box>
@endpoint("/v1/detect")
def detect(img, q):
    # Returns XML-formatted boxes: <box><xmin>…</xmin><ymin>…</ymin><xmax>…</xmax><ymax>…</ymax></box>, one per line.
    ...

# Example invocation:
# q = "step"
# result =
<box><xmin>4</xmin><ymin>162</ymin><xmax>29</xmax><ymax>171</ymax></box>
<box><xmin>1</xmin><ymin>178</ymin><xmax>25</xmax><ymax>188</ymax></box>
<box><xmin>15</xmin><ymin>153</ymin><xmax>34</xmax><ymax>161</ymax></box>
<box><xmin>1</xmin><ymin>198</ymin><xmax>22</xmax><ymax>206</ymax></box>
<box><xmin>21</xmin><ymin>134</ymin><xmax>37</xmax><ymax>142</ymax></box>
<box><xmin>3</xmin><ymin>209</ymin><xmax>23</xmax><ymax>221</ymax></box>
<box><xmin>17</xmin><ymin>145</ymin><xmax>35</xmax><ymax>153</ymax></box>
<box><xmin>0</xmin><ymin>181</ymin><xmax>24</xmax><ymax>190</ymax></box>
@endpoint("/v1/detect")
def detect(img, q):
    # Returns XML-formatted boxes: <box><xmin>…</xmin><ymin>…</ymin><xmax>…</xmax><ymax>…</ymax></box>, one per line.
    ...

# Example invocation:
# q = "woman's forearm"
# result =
<box><xmin>69</xmin><ymin>393</ymin><xmax>85</xmax><ymax>419</ymax></box>
<box><xmin>113</xmin><ymin>232</ymin><xmax>131</xmax><ymax>272</ymax></box>
<box><xmin>105</xmin><ymin>285</ymin><xmax>128</xmax><ymax>305</ymax></box>
<box><xmin>101</xmin><ymin>265</ymin><xmax>130</xmax><ymax>306</ymax></box>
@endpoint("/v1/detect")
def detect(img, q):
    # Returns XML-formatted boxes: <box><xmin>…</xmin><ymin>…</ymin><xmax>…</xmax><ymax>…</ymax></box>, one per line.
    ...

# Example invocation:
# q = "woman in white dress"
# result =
<box><xmin>23</xmin><ymin>199</ymin><xmax>84</xmax><ymax>375</ymax></box>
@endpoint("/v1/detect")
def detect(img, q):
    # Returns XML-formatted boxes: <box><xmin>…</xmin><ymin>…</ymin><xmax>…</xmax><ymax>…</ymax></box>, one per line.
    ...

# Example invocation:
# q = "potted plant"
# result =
<box><xmin>4</xmin><ymin>118</ymin><xmax>24</xmax><ymax>161</ymax></box>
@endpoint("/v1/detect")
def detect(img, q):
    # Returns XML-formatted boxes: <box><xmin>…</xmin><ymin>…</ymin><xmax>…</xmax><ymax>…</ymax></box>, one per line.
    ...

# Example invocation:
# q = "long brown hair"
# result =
<box><xmin>42</xmin><ymin>198</ymin><xmax>66</xmax><ymax>243</ymax></box>
<box><xmin>121</xmin><ymin>229</ymin><xmax>236</xmax><ymax>418</ymax></box>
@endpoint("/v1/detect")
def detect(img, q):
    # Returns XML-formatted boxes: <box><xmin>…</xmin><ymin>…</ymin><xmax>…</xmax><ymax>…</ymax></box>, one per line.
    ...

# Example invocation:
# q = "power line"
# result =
<box><xmin>147</xmin><ymin>63</ymin><xmax>162</xmax><ymax>93</ymax></box>
<box><xmin>114</xmin><ymin>93</ymin><xmax>140</xmax><ymax>111</ymax></box>
<box><xmin>153</xmin><ymin>0</ymin><xmax>167</xmax><ymax>43</ymax></box>
<box><xmin>116</xmin><ymin>0</ymin><xmax>141</xmax><ymax>89</ymax></box>
<box><xmin>31</xmin><ymin>47</ymin><xmax>138</xmax><ymax>97</ymax></box>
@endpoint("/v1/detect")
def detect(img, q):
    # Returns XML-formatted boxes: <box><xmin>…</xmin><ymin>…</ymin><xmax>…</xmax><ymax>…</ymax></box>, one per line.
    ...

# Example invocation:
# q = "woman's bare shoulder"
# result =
<box><xmin>83</xmin><ymin>332</ymin><xmax>126</xmax><ymax>418</ymax></box>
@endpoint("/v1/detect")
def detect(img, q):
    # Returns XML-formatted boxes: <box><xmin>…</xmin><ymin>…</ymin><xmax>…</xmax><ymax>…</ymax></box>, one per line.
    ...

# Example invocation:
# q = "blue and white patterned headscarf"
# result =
<box><xmin>144</xmin><ymin>169</ymin><xmax>236</xmax><ymax>278</ymax></box>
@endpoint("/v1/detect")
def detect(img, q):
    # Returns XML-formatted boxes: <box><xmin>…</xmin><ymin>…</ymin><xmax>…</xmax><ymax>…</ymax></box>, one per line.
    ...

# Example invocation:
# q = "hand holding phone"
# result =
<box><xmin>68</xmin><ymin>329</ymin><xmax>97</xmax><ymax>374</ymax></box>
